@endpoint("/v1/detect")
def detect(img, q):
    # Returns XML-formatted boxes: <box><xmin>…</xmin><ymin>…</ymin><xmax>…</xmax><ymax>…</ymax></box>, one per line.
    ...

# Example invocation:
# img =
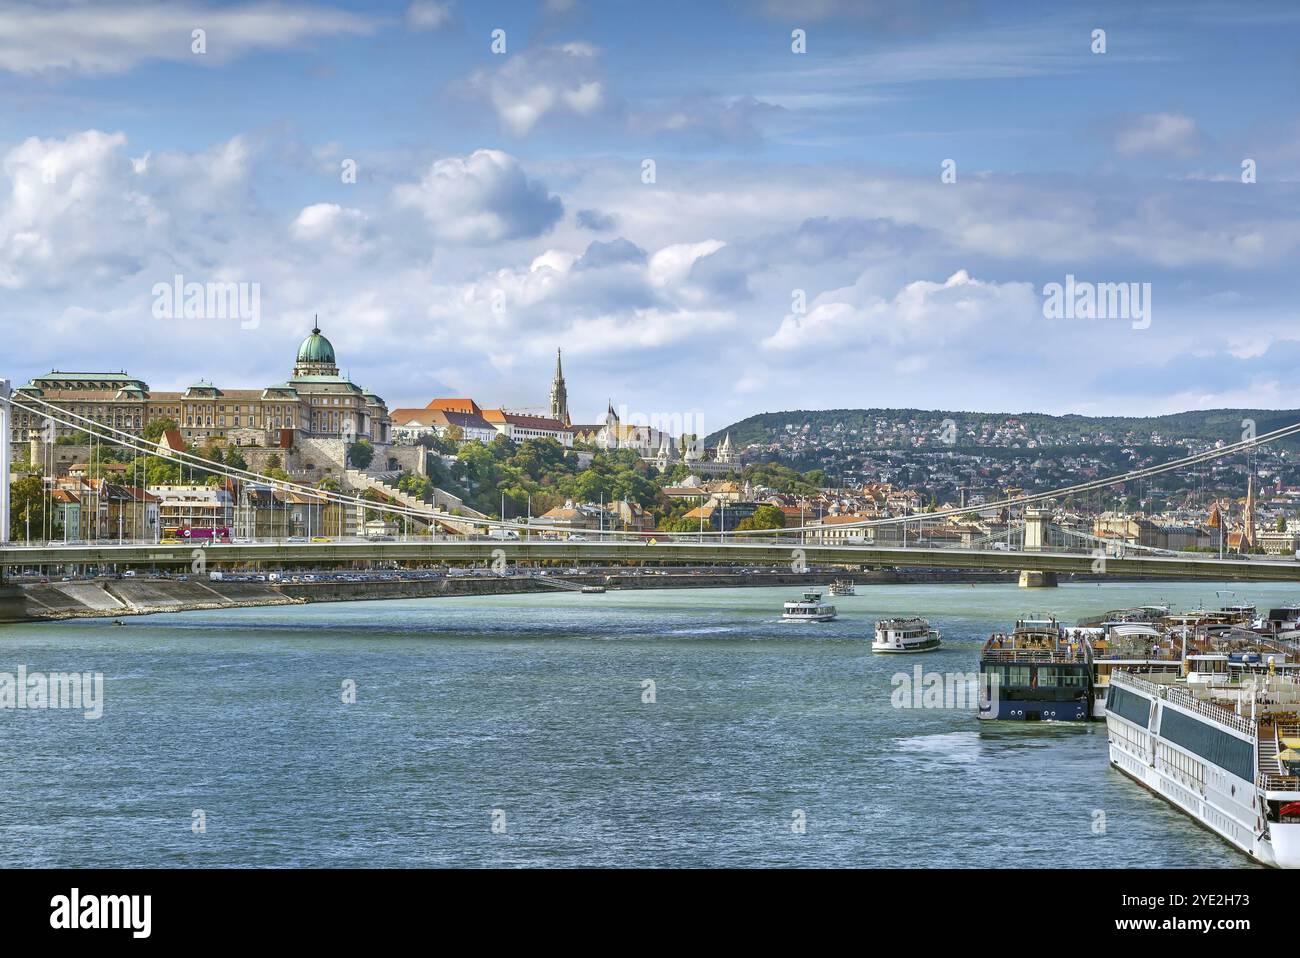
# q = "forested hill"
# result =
<box><xmin>707</xmin><ymin>408</ymin><xmax>1300</xmax><ymax>450</ymax></box>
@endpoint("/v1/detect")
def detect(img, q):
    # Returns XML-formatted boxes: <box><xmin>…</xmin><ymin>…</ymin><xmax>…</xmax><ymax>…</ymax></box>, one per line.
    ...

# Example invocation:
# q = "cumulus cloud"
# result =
<box><xmin>393</xmin><ymin>149</ymin><xmax>563</xmax><ymax>244</ymax></box>
<box><xmin>0</xmin><ymin>130</ymin><xmax>157</xmax><ymax>288</ymax></box>
<box><xmin>466</xmin><ymin>42</ymin><xmax>606</xmax><ymax>136</ymax></box>
<box><xmin>574</xmin><ymin>238</ymin><xmax>646</xmax><ymax>270</ymax></box>
<box><xmin>0</xmin><ymin>2</ymin><xmax>374</xmax><ymax>75</ymax></box>
<box><xmin>763</xmin><ymin>269</ymin><xmax>1039</xmax><ymax>354</ymax></box>
<box><xmin>575</xmin><ymin>208</ymin><xmax>616</xmax><ymax>231</ymax></box>
<box><xmin>647</xmin><ymin>239</ymin><xmax>725</xmax><ymax>287</ymax></box>
<box><xmin>290</xmin><ymin>203</ymin><xmax>372</xmax><ymax>255</ymax></box>
<box><xmin>5</xmin><ymin>125</ymin><xmax>1300</xmax><ymax>416</ymax></box>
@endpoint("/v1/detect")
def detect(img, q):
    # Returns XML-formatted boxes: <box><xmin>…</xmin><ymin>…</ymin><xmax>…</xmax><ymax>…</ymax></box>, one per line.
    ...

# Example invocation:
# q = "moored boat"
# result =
<box><xmin>1105</xmin><ymin>641</ymin><xmax>1300</xmax><ymax>868</ymax></box>
<box><xmin>978</xmin><ymin>615</ymin><xmax>1092</xmax><ymax>721</ymax></box>
<box><xmin>828</xmin><ymin>579</ymin><xmax>856</xmax><ymax>597</ymax></box>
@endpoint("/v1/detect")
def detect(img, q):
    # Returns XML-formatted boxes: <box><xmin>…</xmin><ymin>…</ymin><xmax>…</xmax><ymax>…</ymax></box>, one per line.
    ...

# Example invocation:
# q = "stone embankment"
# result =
<box><xmin>1</xmin><ymin>568</ymin><xmax>1029</xmax><ymax>623</ymax></box>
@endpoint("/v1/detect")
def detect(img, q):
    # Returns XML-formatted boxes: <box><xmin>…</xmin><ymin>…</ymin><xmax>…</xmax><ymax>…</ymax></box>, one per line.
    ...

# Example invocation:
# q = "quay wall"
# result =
<box><xmin>1</xmin><ymin>569</ymin><xmax>1180</xmax><ymax>624</ymax></box>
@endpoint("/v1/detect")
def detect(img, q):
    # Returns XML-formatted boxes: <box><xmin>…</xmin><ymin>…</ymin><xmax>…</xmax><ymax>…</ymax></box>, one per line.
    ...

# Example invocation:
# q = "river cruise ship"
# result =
<box><xmin>1105</xmin><ymin>644</ymin><xmax>1300</xmax><ymax>868</ymax></box>
<box><xmin>1088</xmin><ymin>621</ymin><xmax>1187</xmax><ymax>719</ymax></box>
<box><xmin>782</xmin><ymin>589</ymin><xmax>837</xmax><ymax>622</ymax></box>
<box><xmin>979</xmin><ymin>616</ymin><xmax>1093</xmax><ymax>721</ymax></box>
<box><xmin>872</xmin><ymin>618</ymin><xmax>941</xmax><ymax>653</ymax></box>
<box><xmin>828</xmin><ymin>579</ymin><xmax>856</xmax><ymax>597</ymax></box>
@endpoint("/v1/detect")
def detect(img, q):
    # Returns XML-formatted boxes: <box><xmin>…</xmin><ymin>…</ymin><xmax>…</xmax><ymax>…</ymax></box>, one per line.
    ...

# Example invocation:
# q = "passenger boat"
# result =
<box><xmin>1088</xmin><ymin>621</ymin><xmax>1185</xmax><ymax>718</ymax></box>
<box><xmin>828</xmin><ymin>579</ymin><xmax>856</xmax><ymax>597</ymax></box>
<box><xmin>1219</xmin><ymin>602</ymin><xmax>1258</xmax><ymax>625</ymax></box>
<box><xmin>1260</xmin><ymin>605</ymin><xmax>1300</xmax><ymax>638</ymax></box>
<box><xmin>872</xmin><ymin>618</ymin><xmax>940</xmax><ymax>653</ymax></box>
<box><xmin>1105</xmin><ymin>641</ymin><xmax>1300</xmax><ymax>868</ymax></box>
<box><xmin>581</xmin><ymin>584</ymin><xmax>606</xmax><ymax>594</ymax></box>
<box><xmin>978</xmin><ymin>615</ymin><xmax>1092</xmax><ymax>721</ymax></box>
<box><xmin>782</xmin><ymin>589</ymin><xmax>837</xmax><ymax>622</ymax></box>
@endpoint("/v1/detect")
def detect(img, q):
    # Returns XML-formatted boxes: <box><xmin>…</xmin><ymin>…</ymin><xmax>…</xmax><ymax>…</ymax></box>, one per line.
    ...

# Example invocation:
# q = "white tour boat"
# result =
<box><xmin>872</xmin><ymin>617</ymin><xmax>941</xmax><ymax>653</ymax></box>
<box><xmin>1106</xmin><ymin>651</ymin><xmax>1300</xmax><ymax>868</ymax></box>
<box><xmin>782</xmin><ymin>589</ymin><xmax>837</xmax><ymax>622</ymax></box>
<box><xmin>828</xmin><ymin>579</ymin><xmax>856</xmax><ymax>597</ymax></box>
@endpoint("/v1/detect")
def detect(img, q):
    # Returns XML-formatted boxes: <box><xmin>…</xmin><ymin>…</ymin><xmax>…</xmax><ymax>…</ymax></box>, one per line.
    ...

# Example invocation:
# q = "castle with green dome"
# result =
<box><xmin>9</xmin><ymin>322</ymin><xmax>392</xmax><ymax>457</ymax></box>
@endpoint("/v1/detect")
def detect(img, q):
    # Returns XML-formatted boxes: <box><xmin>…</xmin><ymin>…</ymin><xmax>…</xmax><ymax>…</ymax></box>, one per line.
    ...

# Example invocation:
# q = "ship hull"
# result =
<box><xmin>872</xmin><ymin>638</ymin><xmax>941</xmax><ymax>653</ymax></box>
<box><xmin>979</xmin><ymin>698</ymin><xmax>1090</xmax><ymax>722</ymax></box>
<box><xmin>1105</xmin><ymin>738</ymin><xmax>1296</xmax><ymax>867</ymax></box>
<box><xmin>1104</xmin><ymin>692</ymin><xmax>1300</xmax><ymax>868</ymax></box>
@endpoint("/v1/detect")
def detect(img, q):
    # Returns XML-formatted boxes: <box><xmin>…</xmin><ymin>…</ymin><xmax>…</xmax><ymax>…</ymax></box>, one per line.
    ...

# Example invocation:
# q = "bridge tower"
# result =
<box><xmin>1019</xmin><ymin>505</ymin><xmax>1057</xmax><ymax>587</ymax></box>
<box><xmin>0</xmin><ymin>379</ymin><xmax>10</xmax><ymax>545</ymax></box>
<box><xmin>1023</xmin><ymin>506</ymin><xmax>1051</xmax><ymax>552</ymax></box>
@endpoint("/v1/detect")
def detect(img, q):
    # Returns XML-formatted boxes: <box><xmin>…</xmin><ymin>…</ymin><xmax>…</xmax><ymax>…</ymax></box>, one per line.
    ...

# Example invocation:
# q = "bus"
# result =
<box><xmin>162</xmin><ymin>526</ymin><xmax>233</xmax><ymax>543</ymax></box>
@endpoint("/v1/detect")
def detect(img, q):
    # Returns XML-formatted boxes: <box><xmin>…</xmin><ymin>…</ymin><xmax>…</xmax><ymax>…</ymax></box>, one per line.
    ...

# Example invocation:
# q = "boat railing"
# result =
<box><xmin>982</xmin><ymin>646</ymin><xmax>1087</xmax><ymax>664</ymax></box>
<box><xmin>1258</xmin><ymin>773</ymin><xmax>1300</xmax><ymax>794</ymax></box>
<box><xmin>1163</xmin><ymin>685</ymin><xmax>1258</xmax><ymax>737</ymax></box>
<box><xmin>1111</xmin><ymin>671</ymin><xmax>1164</xmax><ymax>696</ymax></box>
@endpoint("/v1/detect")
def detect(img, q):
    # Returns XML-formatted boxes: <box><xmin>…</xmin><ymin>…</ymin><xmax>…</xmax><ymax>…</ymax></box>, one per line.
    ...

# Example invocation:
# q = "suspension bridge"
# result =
<box><xmin>3</xmin><ymin>376</ymin><xmax>1300</xmax><ymax>585</ymax></box>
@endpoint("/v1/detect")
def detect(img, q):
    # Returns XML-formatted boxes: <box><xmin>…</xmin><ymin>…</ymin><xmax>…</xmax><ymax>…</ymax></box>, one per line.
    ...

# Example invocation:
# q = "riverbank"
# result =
<box><xmin>0</xmin><ymin>567</ymin><xmax>1226</xmax><ymax>624</ymax></box>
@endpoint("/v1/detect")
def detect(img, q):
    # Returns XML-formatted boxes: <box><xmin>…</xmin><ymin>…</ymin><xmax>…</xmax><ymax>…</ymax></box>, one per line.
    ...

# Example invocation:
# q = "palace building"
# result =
<box><xmin>8</xmin><ymin>324</ymin><xmax>391</xmax><ymax>459</ymax></box>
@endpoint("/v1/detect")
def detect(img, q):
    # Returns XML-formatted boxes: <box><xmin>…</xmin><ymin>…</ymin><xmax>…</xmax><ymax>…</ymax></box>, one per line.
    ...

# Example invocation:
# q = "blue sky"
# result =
<box><xmin>1</xmin><ymin>0</ymin><xmax>1299</xmax><ymax>432</ymax></box>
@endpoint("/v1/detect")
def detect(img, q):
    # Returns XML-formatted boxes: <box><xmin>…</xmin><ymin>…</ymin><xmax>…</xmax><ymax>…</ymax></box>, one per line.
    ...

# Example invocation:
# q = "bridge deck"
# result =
<box><xmin>2</xmin><ymin>541</ymin><xmax>1298</xmax><ymax>582</ymax></box>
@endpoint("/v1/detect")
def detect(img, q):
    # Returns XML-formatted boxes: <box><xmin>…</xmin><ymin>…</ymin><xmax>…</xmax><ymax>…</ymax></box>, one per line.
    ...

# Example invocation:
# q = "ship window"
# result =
<box><xmin>1158</xmin><ymin>708</ymin><xmax>1253</xmax><ymax>782</ymax></box>
<box><xmin>1007</xmin><ymin>666</ymin><xmax>1031</xmax><ymax>686</ymax></box>
<box><xmin>1107</xmin><ymin>686</ymin><xmax>1151</xmax><ymax>727</ymax></box>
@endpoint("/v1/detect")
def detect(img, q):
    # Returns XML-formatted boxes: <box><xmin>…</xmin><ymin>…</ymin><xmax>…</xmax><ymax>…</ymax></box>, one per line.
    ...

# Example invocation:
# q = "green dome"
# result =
<box><xmin>297</xmin><ymin>325</ymin><xmax>335</xmax><ymax>365</ymax></box>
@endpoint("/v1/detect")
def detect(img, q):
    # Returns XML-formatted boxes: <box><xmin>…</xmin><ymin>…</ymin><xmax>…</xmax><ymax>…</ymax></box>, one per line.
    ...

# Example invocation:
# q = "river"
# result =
<box><xmin>0</xmin><ymin>580</ymin><xmax>1289</xmax><ymax>867</ymax></box>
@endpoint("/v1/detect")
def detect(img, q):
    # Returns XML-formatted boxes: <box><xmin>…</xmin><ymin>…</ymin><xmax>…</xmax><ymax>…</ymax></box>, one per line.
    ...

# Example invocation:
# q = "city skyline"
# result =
<box><xmin>2</xmin><ymin>0</ymin><xmax>1299</xmax><ymax>422</ymax></box>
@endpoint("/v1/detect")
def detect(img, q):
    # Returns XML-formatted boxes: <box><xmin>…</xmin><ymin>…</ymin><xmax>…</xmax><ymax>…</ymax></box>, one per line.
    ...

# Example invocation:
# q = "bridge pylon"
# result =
<box><xmin>0</xmin><ymin>378</ymin><xmax>10</xmax><ymax>546</ymax></box>
<box><xmin>1023</xmin><ymin>506</ymin><xmax>1052</xmax><ymax>552</ymax></box>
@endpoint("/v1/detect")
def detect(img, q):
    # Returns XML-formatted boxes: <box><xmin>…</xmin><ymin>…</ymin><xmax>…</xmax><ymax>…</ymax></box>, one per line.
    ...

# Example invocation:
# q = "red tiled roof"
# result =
<box><xmin>426</xmin><ymin>398</ymin><xmax>482</xmax><ymax>415</ymax></box>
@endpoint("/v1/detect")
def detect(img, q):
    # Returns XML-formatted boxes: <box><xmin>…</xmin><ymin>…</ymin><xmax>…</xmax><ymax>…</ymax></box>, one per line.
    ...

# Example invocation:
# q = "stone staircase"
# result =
<box><xmin>343</xmin><ymin>469</ymin><xmax>487</xmax><ymax>535</ymax></box>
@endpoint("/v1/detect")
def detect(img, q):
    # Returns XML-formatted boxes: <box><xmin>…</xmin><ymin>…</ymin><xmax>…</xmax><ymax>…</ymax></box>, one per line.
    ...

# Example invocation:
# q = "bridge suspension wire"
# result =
<box><xmin>708</xmin><ymin>418</ymin><xmax>1300</xmax><ymax>537</ymax></box>
<box><xmin>9</xmin><ymin>395</ymin><xmax>488</xmax><ymax>531</ymax></box>
<box><xmin>12</xmin><ymin>392</ymin><xmax>1300</xmax><ymax>542</ymax></box>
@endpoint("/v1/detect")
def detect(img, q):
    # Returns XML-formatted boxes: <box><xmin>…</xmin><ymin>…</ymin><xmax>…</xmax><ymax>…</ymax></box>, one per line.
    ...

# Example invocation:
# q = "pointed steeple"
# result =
<box><xmin>548</xmin><ymin>346</ymin><xmax>570</xmax><ymax>425</ymax></box>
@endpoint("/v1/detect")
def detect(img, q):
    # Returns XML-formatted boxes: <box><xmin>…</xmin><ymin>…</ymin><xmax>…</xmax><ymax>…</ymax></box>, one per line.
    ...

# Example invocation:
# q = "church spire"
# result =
<box><xmin>549</xmin><ymin>346</ymin><xmax>570</xmax><ymax>425</ymax></box>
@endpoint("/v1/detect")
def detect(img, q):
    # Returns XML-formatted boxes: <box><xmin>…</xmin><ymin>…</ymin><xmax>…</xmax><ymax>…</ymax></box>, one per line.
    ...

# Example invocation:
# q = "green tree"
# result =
<box><xmin>9</xmin><ymin>474</ymin><xmax>47</xmax><ymax>542</ymax></box>
<box><xmin>1278</xmin><ymin>514</ymin><xmax>1288</xmax><ymax>533</ymax></box>
<box><xmin>347</xmin><ymin>439</ymin><xmax>375</xmax><ymax>469</ymax></box>
<box><xmin>660</xmin><ymin>516</ymin><xmax>714</xmax><ymax>534</ymax></box>
<box><xmin>735</xmin><ymin>504</ymin><xmax>786</xmax><ymax>531</ymax></box>
<box><xmin>142</xmin><ymin>418</ymin><xmax>178</xmax><ymax>442</ymax></box>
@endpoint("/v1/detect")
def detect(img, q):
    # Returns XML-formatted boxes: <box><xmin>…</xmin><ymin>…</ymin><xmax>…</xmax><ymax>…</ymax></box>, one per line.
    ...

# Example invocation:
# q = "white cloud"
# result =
<box><xmin>291</xmin><ymin>203</ymin><xmax>371</xmax><ymax>254</ymax></box>
<box><xmin>0</xmin><ymin>130</ymin><xmax>159</xmax><ymax>289</ymax></box>
<box><xmin>646</xmin><ymin>239</ymin><xmax>725</xmax><ymax>287</ymax></box>
<box><xmin>405</xmin><ymin>1</ymin><xmax>451</xmax><ymax>31</ymax></box>
<box><xmin>763</xmin><ymin>269</ymin><xmax>1039</xmax><ymax>353</ymax></box>
<box><xmin>393</xmin><ymin>149</ymin><xmax>563</xmax><ymax>244</ymax></box>
<box><xmin>1113</xmin><ymin>112</ymin><xmax>1202</xmax><ymax>156</ymax></box>
<box><xmin>5</xmin><ymin>128</ymin><xmax>1300</xmax><ymax>416</ymax></box>
<box><xmin>0</xmin><ymin>2</ymin><xmax>374</xmax><ymax>75</ymax></box>
<box><xmin>467</xmin><ymin>43</ymin><xmax>606</xmax><ymax>136</ymax></box>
